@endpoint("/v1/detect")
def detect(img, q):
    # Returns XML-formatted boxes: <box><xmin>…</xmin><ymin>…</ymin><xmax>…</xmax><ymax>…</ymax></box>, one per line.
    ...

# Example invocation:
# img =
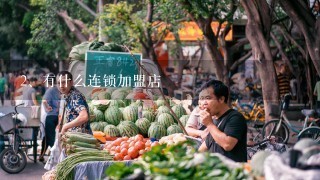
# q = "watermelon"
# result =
<box><xmin>157</xmin><ymin>113</ymin><xmax>175</xmax><ymax>129</ymax></box>
<box><xmin>157</xmin><ymin>105</ymin><xmax>171</xmax><ymax>115</ymax></box>
<box><xmin>97</xmin><ymin>91</ymin><xmax>111</xmax><ymax>100</ymax></box>
<box><xmin>135</xmin><ymin>118</ymin><xmax>151</xmax><ymax>136</ymax></box>
<box><xmin>167</xmin><ymin>124</ymin><xmax>183</xmax><ymax>135</ymax></box>
<box><xmin>104</xmin><ymin>106</ymin><xmax>123</xmax><ymax>125</ymax></box>
<box><xmin>142</xmin><ymin>110</ymin><xmax>155</xmax><ymax>122</ymax></box>
<box><xmin>122</xmin><ymin>106</ymin><xmax>138</xmax><ymax>122</ymax></box>
<box><xmin>90</xmin><ymin>122</ymin><xmax>101</xmax><ymax>131</ymax></box>
<box><xmin>148</xmin><ymin>124</ymin><xmax>167</xmax><ymax>139</ymax></box>
<box><xmin>99</xmin><ymin>122</ymin><xmax>109</xmax><ymax>130</ymax></box>
<box><xmin>104</xmin><ymin>125</ymin><xmax>120</xmax><ymax>137</ymax></box>
<box><xmin>156</xmin><ymin>98</ymin><xmax>168</xmax><ymax>107</ymax></box>
<box><xmin>91</xmin><ymin>90</ymin><xmax>111</xmax><ymax>100</ymax></box>
<box><xmin>117</xmin><ymin>121</ymin><xmax>139</xmax><ymax>137</ymax></box>
<box><xmin>91</xmin><ymin>109</ymin><xmax>105</xmax><ymax>122</ymax></box>
<box><xmin>172</xmin><ymin>104</ymin><xmax>187</xmax><ymax>119</ymax></box>
<box><xmin>130</xmin><ymin>100</ymin><xmax>143</xmax><ymax>107</ymax></box>
<box><xmin>109</xmin><ymin>100</ymin><xmax>125</xmax><ymax>108</ymax></box>
<box><xmin>88</xmin><ymin>101</ymin><xmax>96</xmax><ymax>116</ymax></box>
<box><xmin>179</xmin><ymin>115</ymin><xmax>190</xmax><ymax>127</ymax></box>
<box><xmin>92</xmin><ymin>100</ymin><xmax>110</xmax><ymax>112</ymax></box>
<box><xmin>111</xmin><ymin>88</ymin><xmax>131</xmax><ymax>100</ymax></box>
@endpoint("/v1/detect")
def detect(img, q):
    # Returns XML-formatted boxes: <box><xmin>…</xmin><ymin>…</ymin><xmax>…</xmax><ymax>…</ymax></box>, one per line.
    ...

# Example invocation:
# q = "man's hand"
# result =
<box><xmin>46</xmin><ymin>106</ymin><xmax>53</xmax><ymax>112</ymax></box>
<box><xmin>199</xmin><ymin>108</ymin><xmax>213</xmax><ymax>126</ymax></box>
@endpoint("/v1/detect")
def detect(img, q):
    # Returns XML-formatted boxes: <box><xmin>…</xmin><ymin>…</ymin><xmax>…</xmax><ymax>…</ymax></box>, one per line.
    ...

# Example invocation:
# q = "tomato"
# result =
<box><xmin>110</xmin><ymin>146</ymin><xmax>116</xmax><ymax>151</ymax></box>
<box><xmin>120</xmin><ymin>143</ymin><xmax>129</xmax><ymax>149</ymax></box>
<box><xmin>123</xmin><ymin>155</ymin><xmax>131</xmax><ymax>160</ymax></box>
<box><xmin>129</xmin><ymin>141</ymin><xmax>135</xmax><ymax>148</ymax></box>
<box><xmin>120</xmin><ymin>141</ymin><xmax>127</xmax><ymax>146</ymax></box>
<box><xmin>145</xmin><ymin>147</ymin><xmax>151</xmax><ymax>151</ymax></box>
<box><xmin>128</xmin><ymin>147</ymin><xmax>139</xmax><ymax>159</ymax></box>
<box><xmin>135</xmin><ymin>141</ymin><xmax>145</xmax><ymax>150</ymax></box>
<box><xmin>112</xmin><ymin>139</ymin><xmax>121</xmax><ymax>146</ymax></box>
<box><xmin>110</xmin><ymin>151</ymin><xmax>116</xmax><ymax>155</ymax></box>
<box><xmin>122</xmin><ymin>136</ymin><xmax>129</xmax><ymax>141</ymax></box>
<box><xmin>134</xmin><ymin>134</ymin><xmax>144</xmax><ymax>142</ymax></box>
<box><xmin>108</xmin><ymin>144</ymin><xmax>113</xmax><ymax>150</ymax></box>
<box><xmin>114</xmin><ymin>153</ymin><xmax>124</xmax><ymax>161</ymax></box>
<box><xmin>139</xmin><ymin>149</ymin><xmax>145</xmax><ymax>155</ymax></box>
<box><xmin>145</xmin><ymin>141</ymin><xmax>151</xmax><ymax>147</ymax></box>
<box><xmin>115</xmin><ymin>146</ymin><xmax>121</xmax><ymax>153</ymax></box>
<box><xmin>120</xmin><ymin>148</ymin><xmax>128</xmax><ymax>156</ymax></box>
<box><xmin>151</xmin><ymin>141</ymin><xmax>159</xmax><ymax>147</ymax></box>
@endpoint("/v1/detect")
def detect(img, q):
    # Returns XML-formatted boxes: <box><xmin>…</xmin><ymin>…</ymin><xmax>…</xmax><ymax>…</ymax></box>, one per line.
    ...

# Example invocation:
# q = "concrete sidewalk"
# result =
<box><xmin>0</xmin><ymin>158</ymin><xmax>47</xmax><ymax>180</ymax></box>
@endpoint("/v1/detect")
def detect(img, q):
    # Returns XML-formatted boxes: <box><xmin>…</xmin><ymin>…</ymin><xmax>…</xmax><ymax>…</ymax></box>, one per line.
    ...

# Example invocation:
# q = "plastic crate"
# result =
<box><xmin>18</xmin><ymin>128</ymin><xmax>33</xmax><ymax>141</ymax></box>
<box><xmin>0</xmin><ymin>113</ymin><xmax>14</xmax><ymax>135</ymax></box>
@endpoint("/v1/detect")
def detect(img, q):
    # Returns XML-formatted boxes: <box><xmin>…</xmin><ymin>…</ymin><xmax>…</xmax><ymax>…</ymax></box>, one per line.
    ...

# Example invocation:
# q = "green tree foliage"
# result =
<box><xmin>0</xmin><ymin>0</ymin><xmax>32</xmax><ymax>59</ymax></box>
<box><xmin>27</xmin><ymin>0</ymin><xmax>97</xmax><ymax>60</ymax></box>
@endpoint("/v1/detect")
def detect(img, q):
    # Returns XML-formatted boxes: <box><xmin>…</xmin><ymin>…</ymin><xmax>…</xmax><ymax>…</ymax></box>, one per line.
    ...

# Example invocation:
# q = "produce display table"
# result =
<box><xmin>74</xmin><ymin>160</ymin><xmax>133</xmax><ymax>180</ymax></box>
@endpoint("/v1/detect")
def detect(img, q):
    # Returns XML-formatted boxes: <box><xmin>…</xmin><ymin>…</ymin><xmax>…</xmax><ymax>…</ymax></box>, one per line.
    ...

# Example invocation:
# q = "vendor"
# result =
<box><xmin>56</xmin><ymin>71</ymin><xmax>92</xmax><ymax>134</ymax></box>
<box><xmin>198</xmin><ymin>80</ymin><xmax>247</xmax><ymax>162</ymax></box>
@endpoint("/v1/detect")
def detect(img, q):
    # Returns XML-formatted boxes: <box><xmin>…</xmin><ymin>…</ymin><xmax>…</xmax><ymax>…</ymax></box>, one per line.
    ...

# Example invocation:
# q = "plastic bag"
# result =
<box><xmin>264</xmin><ymin>153</ymin><xmax>320</xmax><ymax>180</ymax></box>
<box><xmin>44</xmin><ymin>129</ymin><xmax>61</xmax><ymax>170</ymax></box>
<box><xmin>40</xmin><ymin>102</ymin><xmax>47</xmax><ymax>139</ymax></box>
<box><xmin>31</xmin><ymin>105</ymin><xmax>40</xmax><ymax>119</ymax></box>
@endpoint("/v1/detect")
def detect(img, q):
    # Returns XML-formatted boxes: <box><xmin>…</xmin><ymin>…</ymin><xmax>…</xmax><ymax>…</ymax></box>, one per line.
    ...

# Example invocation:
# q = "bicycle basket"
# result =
<box><xmin>0</xmin><ymin>113</ymin><xmax>15</xmax><ymax>135</ymax></box>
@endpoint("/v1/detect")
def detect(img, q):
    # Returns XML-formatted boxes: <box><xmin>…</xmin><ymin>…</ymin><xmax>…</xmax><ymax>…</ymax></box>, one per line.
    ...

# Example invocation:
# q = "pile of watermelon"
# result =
<box><xmin>89</xmin><ymin>89</ymin><xmax>189</xmax><ymax>140</ymax></box>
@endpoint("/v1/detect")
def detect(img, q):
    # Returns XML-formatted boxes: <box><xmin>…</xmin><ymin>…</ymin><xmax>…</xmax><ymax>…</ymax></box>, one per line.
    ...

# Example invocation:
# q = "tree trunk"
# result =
<box><xmin>279</xmin><ymin>0</ymin><xmax>320</xmax><ymax>76</ymax></box>
<box><xmin>57</xmin><ymin>11</ymin><xmax>88</xmax><ymax>42</ymax></box>
<box><xmin>144</xmin><ymin>0</ymin><xmax>177</xmax><ymax>96</ymax></box>
<box><xmin>98</xmin><ymin>0</ymin><xmax>107</xmax><ymax>42</ymax></box>
<box><xmin>241</xmin><ymin>0</ymin><xmax>279</xmax><ymax>122</ymax></box>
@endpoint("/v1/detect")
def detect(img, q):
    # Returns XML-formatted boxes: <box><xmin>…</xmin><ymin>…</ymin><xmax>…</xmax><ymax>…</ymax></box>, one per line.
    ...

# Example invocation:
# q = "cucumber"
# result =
<box><xmin>73</xmin><ymin>142</ymin><xmax>100</xmax><ymax>149</ymax></box>
<box><xmin>65</xmin><ymin>132</ymin><xmax>93</xmax><ymax>138</ymax></box>
<box><xmin>74</xmin><ymin>147</ymin><xmax>100</xmax><ymax>153</ymax></box>
<box><xmin>68</xmin><ymin>134</ymin><xmax>98</xmax><ymax>144</ymax></box>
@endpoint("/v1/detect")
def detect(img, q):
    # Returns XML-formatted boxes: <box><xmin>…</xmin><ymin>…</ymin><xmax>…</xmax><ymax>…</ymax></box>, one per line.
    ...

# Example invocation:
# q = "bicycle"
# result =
<box><xmin>0</xmin><ymin>103</ymin><xmax>27</xmax><ymax>174</ymax></box>
<box><xmin>261</xmin><ymin>94</ymin><xmax>320</xmax><ymax>143</ymax></box>
<box><xmin>232</xmin><ymin>99</ymin><xmax>265</xmax><ymax>142</ymax></box>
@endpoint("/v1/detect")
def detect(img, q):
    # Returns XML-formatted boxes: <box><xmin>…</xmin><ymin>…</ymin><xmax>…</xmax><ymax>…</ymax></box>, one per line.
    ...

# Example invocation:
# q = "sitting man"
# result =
<box><xmin>198</xmin><ymin>80</ymin><xmax>247</xmax><ymax>162</ymax></box>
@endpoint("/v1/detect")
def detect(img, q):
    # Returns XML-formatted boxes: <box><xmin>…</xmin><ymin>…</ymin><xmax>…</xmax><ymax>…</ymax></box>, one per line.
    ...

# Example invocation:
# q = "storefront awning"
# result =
<box><xmin>158</xmin><ymin>22</ymin><xmax>233</xmax><ymax>41</ymax></box>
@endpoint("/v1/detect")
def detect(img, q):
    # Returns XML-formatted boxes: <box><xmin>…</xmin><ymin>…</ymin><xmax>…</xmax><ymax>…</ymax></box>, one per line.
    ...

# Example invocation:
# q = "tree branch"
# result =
<box><xmin>270</xmin><ymin>32</ymin><xmax>295</xmax><ymax>76</ymax></box>
<box><xmin>57</xmin><ymin>11</ymin><xmax>87</xmax><ymax>42</ymax></box>
<box><xmin>17</xmin><ymin>3</ymin><xmax>30</xmax><ymax>11</ymax></box>
<box><xmin>230</xmin><ymin>51</ymin><xmax>252</xmax><ymax>71</ymax></box>
<box><xmin>230</xmin><ymin>38</ymin><xmax>249</xmax><ymax>53</ymax></box>
<box><xmin>275</xmin><ymin>25</ymin><xmax>306</xmax><ymax>57</ymax></box>
<box><xmin>75</xmin><ymin>0</ymin><xmax>97</xmax><ymax>17</ymax></box>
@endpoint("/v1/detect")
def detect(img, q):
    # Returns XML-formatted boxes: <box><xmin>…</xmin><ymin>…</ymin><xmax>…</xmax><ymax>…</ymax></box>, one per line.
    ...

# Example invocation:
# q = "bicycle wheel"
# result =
<box><xmin>0</xmin><ymin>148</ymin><xmax>27</xmax><ymax>174</ymax></box>
<box><xmin>261</xmin><ymin>120</ymin><xmax>290</xmax><ymax>144</ymax></box>
<box><xmin>241</xmin><ymin>104</ymin><xmax>253</xmax><ymax>113</ymax></box>
<box><xmin>298</xmin><ymin>127</ymin><xmax>320</xmax><ymax>142</ymax></box>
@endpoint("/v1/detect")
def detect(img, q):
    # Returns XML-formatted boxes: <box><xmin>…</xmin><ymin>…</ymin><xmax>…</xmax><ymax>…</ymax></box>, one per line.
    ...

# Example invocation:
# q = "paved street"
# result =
<box><xmin>1</xmin><ymin>100</ymin><xmax>47</xmax><ymax>179</ymax></box>
<box><xmin>0</xmin><ymin>159</ymin><xmax>47</xmax><ymax>180</ymax></box>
